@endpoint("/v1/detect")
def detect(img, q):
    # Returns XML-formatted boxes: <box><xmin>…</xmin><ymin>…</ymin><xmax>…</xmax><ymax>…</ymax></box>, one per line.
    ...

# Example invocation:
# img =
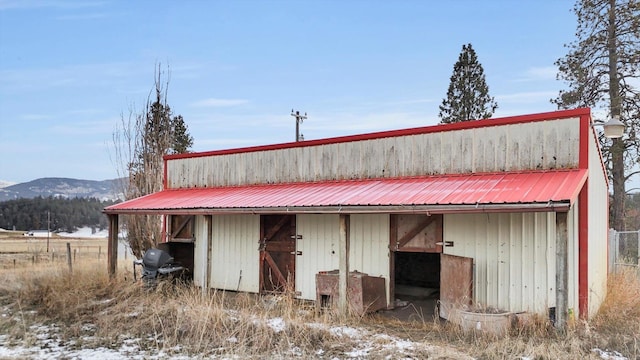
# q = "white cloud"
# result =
<box><xmin>190</xmin><ymin>98</ymin><xmax>249</xmax><ymax>108</ymax></box>
<box><xmin>21</xmin><ymin>114</ymin><xmax>52</xmax><ymax>120</ymax></box>
<box><xmin>56</xmin><ymin>12</ymin><xmax>109</xmax><ymax>20</ymax></box>
<box><xmin>0</xmin><ymin>0</ymin><xmax>105</xmax><ymax>10</ymax></box>
<box><xmin>513</xmin><ymin>66</ymin><xmax>558</xmax><ymax>82</ymax></box>
<box><xmin>495</xmin><ymin>91</ymin><xmax>557</xmax><ymax>104</ymax></box>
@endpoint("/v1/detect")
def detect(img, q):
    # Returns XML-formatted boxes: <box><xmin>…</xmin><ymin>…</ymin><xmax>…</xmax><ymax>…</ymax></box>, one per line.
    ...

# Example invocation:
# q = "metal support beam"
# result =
<box><xmin>338</xmin><ymin>214</ymin><xmax>350</xmax><ymax>316</ymax></box>
<box><xmin>555</xmin><ymin>211</ymin><xmax>569</xmax><ymax>331</ymax></box>
<box><xmin>107</xmin><ymin>214</ymin><xmax>119</xmax><ymax>277</ymax></box>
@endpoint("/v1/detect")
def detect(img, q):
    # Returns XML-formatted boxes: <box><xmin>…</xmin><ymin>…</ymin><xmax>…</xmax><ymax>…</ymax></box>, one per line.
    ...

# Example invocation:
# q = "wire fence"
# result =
<box><xmin>608</xmin><ymin>229</ymin><xmax>640</xmax><ymax>274</ymax></box>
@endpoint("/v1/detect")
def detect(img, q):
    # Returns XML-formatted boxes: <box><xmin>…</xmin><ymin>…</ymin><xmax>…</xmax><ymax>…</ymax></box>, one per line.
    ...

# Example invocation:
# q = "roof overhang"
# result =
<box><xmin>104</xmin><ymin>169</ymin><xmax>587</xmax><ymax>216</ymax></box>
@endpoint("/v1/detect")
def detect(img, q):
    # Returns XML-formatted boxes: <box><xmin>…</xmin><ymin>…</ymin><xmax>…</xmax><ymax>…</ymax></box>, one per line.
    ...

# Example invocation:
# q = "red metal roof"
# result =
<box><xmin>104</xmin><ymin>169</ymin><xmax>588</xmax><ymax>215</ymax></box>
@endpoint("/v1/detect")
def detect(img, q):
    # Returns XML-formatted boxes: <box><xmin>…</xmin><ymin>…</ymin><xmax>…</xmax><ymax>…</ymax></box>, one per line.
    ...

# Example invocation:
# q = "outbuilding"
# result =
<box><xmin>105</xmin><ymin>108</ymin><xmax>609</xmax><ymax>326</ymax></box>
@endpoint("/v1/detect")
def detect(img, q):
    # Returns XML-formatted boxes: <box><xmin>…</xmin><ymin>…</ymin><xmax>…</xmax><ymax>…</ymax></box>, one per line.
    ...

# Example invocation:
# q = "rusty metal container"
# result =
<box><xmin>315</xmin><ymin>270</ymin><xmax>386</xmax><ymax>315</ymax></box>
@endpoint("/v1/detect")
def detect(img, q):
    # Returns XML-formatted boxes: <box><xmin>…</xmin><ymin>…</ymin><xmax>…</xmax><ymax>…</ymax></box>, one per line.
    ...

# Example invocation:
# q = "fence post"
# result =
<box><xmin>66</xmin><ymin>242</ymin><xmax>72</xmax><ymax>273</ymax></box>
<box><xmin>608</xmin><ymin>229</ymin><xmax>616</xmax><ymax>274</ymax></box>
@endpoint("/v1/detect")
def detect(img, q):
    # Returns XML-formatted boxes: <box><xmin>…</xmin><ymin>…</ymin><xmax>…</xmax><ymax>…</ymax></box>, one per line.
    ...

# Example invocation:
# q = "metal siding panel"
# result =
<box><xmin>509</xmin><ymin>213</ymin><xmax>523</xmax><ymax>311</ymax></box>
<box><xmin>296</xmin><ymin>214</ymin><xmax>340</xmax><ymax>300</ymax></box>
<box><xmin>430</xmin><ymin>133</ymin><xmax>443</xmax><ymax>175</ymax></box>
<box><xmin>210</xmin><ymin>215</ymin><xmax>259</xmax><ymax>292</ymax></box>
<box><xmin>164</xmin><ymin>118</ymin><xmax>581</xmax><ymax>189</ymax></box>
<box><xmin>496</xmin><ymin>129</ymin><xmax>508</xmax><ymax>172</ymax></box>
<box><xmin>349</xmin><ymin>214</ymin><xmax>391</xmax><ymax>305</ymax></box>
<box><xmin>462</xmin><ymin>129</ymin><xmax>474</xmax><ymax>173</ymax></box>
<box><xmin>445</xmin><ymin>212</ymin><xmax>554</xmax><ymax>314</ymax></box>
<box><xmin>547</xmin><ymin>212</ymin><xmax>556</xmax><ymax>308</ymax></box>
<box><xmin>193</xmin><ymin>215</ymin><xmax>207</xmax><ymax>287</ymax></box>
<box><xmin>588</xmin><ymin>133</ymin><xmax>609</xmax><ymax>317</ymax></box>
<box><xmin>568</xmin><ymin>203</ymin><xmax>578</xmax><ymax>314</ymax></box>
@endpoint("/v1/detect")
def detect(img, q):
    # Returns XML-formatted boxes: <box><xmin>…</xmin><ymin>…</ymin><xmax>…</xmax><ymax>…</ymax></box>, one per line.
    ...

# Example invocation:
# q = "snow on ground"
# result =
<box><xmin>0</xmin><ymin>304</ymin><xmax>629</xmax><ymax>359</ymax></box>
<box><xmin>0</xmin><ymin>311</ymin><xmax>474</xmax><ymax>359</ymax></box>
<box><xmin>58</xmin><ymin>226</ymin><xmax>108</xmax><ymax>238</ymax></box>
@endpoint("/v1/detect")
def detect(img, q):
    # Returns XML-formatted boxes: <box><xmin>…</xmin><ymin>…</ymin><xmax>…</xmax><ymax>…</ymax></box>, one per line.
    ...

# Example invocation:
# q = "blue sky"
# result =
<box><xmin>0</xmin><ymin>0</ymin><xmax>581</xmax><ymax>184</ymax></box>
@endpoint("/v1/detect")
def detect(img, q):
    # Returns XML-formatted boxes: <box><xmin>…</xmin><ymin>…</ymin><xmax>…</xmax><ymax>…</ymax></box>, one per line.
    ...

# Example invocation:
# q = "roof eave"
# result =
<box><xmin>103</xmin><ymin>201</ymin><xmax>572</xmax><ymax>216</ymax></box>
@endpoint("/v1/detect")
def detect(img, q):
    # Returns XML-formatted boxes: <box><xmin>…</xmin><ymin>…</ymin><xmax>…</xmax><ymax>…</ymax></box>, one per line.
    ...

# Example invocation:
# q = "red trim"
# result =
<box><xmin>163</xmin><ymin>158</ymin><xmax>168</xmax><ymax>190</ymax></box>
<box><xmin>578</xmin><ymin>185</ymin><xmax>589</xmax><ymax>318</ymax></box>
<box><xmin>165</xmin><ymin>108</ymin><xmax>592</xmax><ymax>161</ymax></box>
<box><xmin>577</xmin><ymin>112</ymin><xmax>590</xmax><ymax>318</ymax></box>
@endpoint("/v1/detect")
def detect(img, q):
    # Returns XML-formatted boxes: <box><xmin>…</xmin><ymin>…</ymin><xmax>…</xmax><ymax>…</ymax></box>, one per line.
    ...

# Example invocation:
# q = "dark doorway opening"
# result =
<box><xmin>390</xmin><ymin>252</ymin><xmax>441</xmax><ymax>320</ymax></box>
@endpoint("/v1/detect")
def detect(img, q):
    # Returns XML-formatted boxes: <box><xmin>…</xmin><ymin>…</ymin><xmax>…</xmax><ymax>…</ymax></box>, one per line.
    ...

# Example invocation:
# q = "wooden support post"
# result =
<box><xmin>338</xmin><ymin>214</ymin><xmax>350</xmax><ymax>316</ymax></box>
<box><xmin>107</xmin><ymin>214</ymin><xmax>119</xmax><ymax>277</ymax></box>
<box><xmin>204</xmin><ymin>215</ymin><xmax>213</xmax><ymax>295</ymax></box>
<box><xmin>555</xmin><ymin>211</ymin><xmax>569</xmax><ymax>332</ymax></box>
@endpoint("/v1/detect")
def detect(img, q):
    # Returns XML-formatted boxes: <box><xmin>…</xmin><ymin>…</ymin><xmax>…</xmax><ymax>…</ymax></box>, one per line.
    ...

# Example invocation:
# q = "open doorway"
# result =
<box><xmin>391</xmin><ymin>252</ymin><xmax>440</xmax><ymax>319</ymax></box>
<box><xmin>387</xmin><ymin>214</ymin><xmax>443</xmax><ymax>320</ymax></box>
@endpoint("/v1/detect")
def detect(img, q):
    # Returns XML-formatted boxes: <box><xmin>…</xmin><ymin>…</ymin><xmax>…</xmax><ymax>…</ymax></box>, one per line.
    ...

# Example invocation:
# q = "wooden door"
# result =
<box><xmin>259</xmin><ymin>215</ymin><xmax>296</xmax><ymax>293</ymax></box>
<box><xmin>439</xmin><ymin>254</ymin><xmax>473</xmax><ymax>319</ymax></box>
<box><xmin>391</xmin><ymin>214</ymin><xmax>443</xmax><ymax>253</ymax></box>
<box><xmin>169</xmin><ymin>215</ymin><xmax>194</xmax><ymax>241</ymax></box>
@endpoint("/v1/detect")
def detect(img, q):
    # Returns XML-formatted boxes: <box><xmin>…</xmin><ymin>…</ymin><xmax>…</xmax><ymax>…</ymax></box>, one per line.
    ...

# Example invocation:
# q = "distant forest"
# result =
<box><xmin>0</xmin><ymin>197</ymin><xmax>119</xmax><ymax>232</ymax></box>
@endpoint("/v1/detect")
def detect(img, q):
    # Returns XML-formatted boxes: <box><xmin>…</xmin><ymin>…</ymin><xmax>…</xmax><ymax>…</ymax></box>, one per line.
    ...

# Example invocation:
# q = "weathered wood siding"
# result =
<box><xmin>167</xmin><ymin>118</ymin><xmax>580</xmax><ymax>188</ymax></box>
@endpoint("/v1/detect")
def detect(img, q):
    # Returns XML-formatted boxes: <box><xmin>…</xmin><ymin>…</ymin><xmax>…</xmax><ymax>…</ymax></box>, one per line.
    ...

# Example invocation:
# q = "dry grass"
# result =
<box><xmin>0</xmin><ymin>260</ymin><xmax>638</xmax><ymax>359</ymax></box>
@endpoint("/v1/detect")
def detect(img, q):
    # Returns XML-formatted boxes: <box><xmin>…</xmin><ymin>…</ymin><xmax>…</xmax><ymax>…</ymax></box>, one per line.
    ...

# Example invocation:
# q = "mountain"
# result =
<box><xmin>0</xmin><ymin>177</ymin><xmax>124</xmax><ymax>202</ymax></box>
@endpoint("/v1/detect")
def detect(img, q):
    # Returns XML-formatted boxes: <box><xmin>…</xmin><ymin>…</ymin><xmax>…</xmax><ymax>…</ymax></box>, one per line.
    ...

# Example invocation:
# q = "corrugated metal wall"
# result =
<box><xmin>443</xmin><ymin>211</ymin><xmax>579</xmax><ymax>314</ymax></box>
<box><xmin>295</xmin><ymin>214</ymin><xmax>340</xmax><ymax>300</ymax></box>
<box><xmin>167</xmin><ymin>118</ymin><xmax>580</xmax><ymax>188</ymax></box>
<box><xmin>587</xmin><ymin>130</ymin><xmax>609</xmax><ymax>317</ymax></box>
<box><xmin>349</xmin><ymin>214</ymin><xmax>391</xmax><ymax>305</ymax></box>
<box><xmin>208</xmin><ymin>214</ymin><xmax>260</xmax><ymax>293</ymax></box>
<box><xmin>193</xmin><ymin>215</ymin><xmax>208</xmax><ymax>288</ymax></box>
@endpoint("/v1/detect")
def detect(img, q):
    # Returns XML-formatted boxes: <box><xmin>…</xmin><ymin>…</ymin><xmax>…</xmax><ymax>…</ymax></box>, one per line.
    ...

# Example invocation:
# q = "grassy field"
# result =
<box><xmin>0</xmin><ymin>237</ymin><xmax>638</xmax><ymax>359</ymax></box>
<box><xmin>0</xmin><ymin>230</ymin><xmax>108</xmax><ymax>269</ymax></box>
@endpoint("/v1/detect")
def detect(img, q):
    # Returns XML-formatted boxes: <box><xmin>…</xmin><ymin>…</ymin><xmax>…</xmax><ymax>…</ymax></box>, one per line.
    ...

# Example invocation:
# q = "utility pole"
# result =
<box><xmin>291</xmin><ymin>109</ymin><xmax>307</xmax><ymax>142</ymax></box>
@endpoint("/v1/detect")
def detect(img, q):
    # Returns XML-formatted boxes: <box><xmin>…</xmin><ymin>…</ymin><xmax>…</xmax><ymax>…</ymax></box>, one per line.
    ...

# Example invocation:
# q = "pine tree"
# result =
<box><xmin>439</xmin><ymin>43</ymin><xmax>498</xmax><ymax>124</ymax></box>
<box><xmin>171</xmin><ymin>115</ymin><xmax>194</xmax><ymax>155</ymax></box>
<box><xmin>554</xmin><ymin>0</ymin><xmax>640</xmax><ymax>231</ymax></box>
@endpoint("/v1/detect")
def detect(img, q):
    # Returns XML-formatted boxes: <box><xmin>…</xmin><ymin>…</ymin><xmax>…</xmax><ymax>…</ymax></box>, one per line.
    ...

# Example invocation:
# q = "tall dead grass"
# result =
<box><xmin>1</xmin><ymin>262</ymin><xmax>638</xmax><ymax>359</ymax></box>
<box><xmin>0</xmin><ymin>262</ymin><xmax>355</xmax><ymax>358</ymax></box>
<box><xmin>589</xmin><ymin>267</ymin><xmax>640</xmax><ymax>358</ymax></box>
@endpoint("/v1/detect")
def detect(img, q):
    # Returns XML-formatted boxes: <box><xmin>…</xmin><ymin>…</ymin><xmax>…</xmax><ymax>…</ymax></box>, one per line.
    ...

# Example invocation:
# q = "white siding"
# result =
<box><xmin>209</xmin><ymin>215</ymin><xmax>260</xmax><ymax>293</ymax></box>
<box><xmin>587</xmin><ymin>129</ymin><xmax>609</xmax><ymax>317</ymax></box>
<box><xmin>193</xmin><ymin>215</ymin><xmax>209</xmax><ymax>288</ymax></box>
<box><xmin>443</xmin><ymin>212</ymin><xmax>581</xmax><ymax>314</ymax></box>
<box><xmin>349</xmin><ymin>214</ymin><xmax>391</xmax><ymax>305</ymax></box>
<box><xmin>295</xmin><ymin>214</ymin><xmax>340</xmax><ymax>300</ymax></box>
<box><xmin>167</xmin><ymin>118</ymin><xmax>581</xmax><ymax>188</ymax></box>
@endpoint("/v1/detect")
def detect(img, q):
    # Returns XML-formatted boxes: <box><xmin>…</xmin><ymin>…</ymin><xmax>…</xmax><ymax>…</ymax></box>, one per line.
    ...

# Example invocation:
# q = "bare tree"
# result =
<box><xmin>112</xmin><ymin>64</ymin><xmax>193</xmax><ymax>257</ymax></box>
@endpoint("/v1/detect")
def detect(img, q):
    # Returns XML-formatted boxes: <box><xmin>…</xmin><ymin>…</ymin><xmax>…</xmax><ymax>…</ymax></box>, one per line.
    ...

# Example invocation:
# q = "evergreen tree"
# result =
<box><xmin>554</xmin><ymin>0</ymin><xmax>639</xmax><ymax>231</ymax></box>
<box><xmin>439</xmin><ymin>43</ymin><xmax>498</xmax><ymax>124</ymax></box>
<box><xmin>171</xmin><ymin>115</ymin><xmax>194</xmax><ymax>154</ymax></box>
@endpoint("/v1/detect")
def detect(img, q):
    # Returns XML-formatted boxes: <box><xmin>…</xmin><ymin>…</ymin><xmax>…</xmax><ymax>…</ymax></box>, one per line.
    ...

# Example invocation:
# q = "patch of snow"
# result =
<box><xmin>58</xmin><ymin>226</ymin><xmax>108</xmax><ymax>238</ymax></box>
<box><xmin>0</xmin><ymin>180</ymin><xmax>15</xmax><ymax>188</ymax></box>
<box><xmin>267</xmin><ymin>317</ymin><xmax>286</xmax><ymax>333</ymax></box>
<box><xmin>330</xmin><ymin>325</ymin><xmax>363</xmax><ymax>338</ymax></box>
<box><xmin>593</xmin><ymin>348</ymin><xmax>628</xmax><ymax>360</ymax></box>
